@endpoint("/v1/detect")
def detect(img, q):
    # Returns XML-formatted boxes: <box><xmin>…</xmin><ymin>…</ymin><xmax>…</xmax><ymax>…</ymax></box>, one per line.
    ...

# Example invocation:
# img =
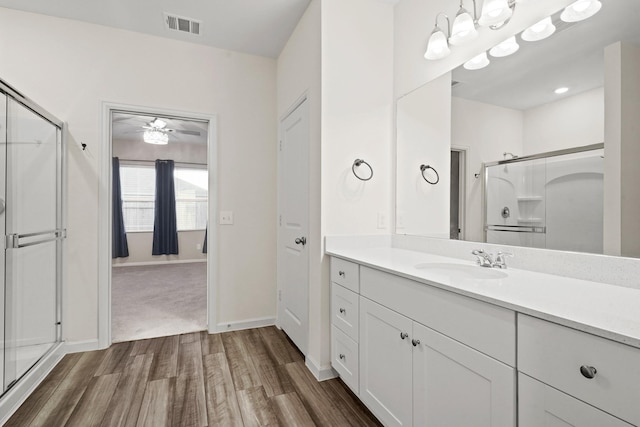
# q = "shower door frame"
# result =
<box><xmin>0</xmin><ymin>78</ymin><xmax>66</xmax><ymax>422</ymax></box>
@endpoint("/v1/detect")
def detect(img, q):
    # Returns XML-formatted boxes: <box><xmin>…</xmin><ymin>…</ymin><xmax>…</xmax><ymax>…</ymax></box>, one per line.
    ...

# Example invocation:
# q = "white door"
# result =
<box><xmin>412</xmin><ymin>322</ymin><xmax>516</xmax><ymax>427</ymax></box>
<box><xmin>519</xmin><ymin>374</ymin><xmax>632</xmax><ymax>427</ymax></box>
<box><xmin>359</xmin><ymin>297</ymin><xmax>413</xmax><ymax>427</ymax></box>
<box><xmin>278</xmin><ymin>98</ymin><xmax>309</xmax><ymax>355</ymax></box>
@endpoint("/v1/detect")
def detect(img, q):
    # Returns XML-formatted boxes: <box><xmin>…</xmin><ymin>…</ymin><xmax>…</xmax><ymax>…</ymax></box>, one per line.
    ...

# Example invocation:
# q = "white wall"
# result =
<box><xmin>451</xmin><ymin>97</ymin><xmax>524</xmax><ymax>242</ymax></box>
<box><xmin>0</xmin><ymin>8</ymin><xmax>277</xmax><ymax>343</ymax></box>
<box><xmin>523</xmin><ymin>87</ymin><xmax>604</xmax><ymax>155</ymax></box>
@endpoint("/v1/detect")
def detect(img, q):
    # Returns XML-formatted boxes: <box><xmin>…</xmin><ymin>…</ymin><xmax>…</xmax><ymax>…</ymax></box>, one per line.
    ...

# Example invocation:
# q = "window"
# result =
<box><xmin>120</xmin><ymin>165</ymin><xmax>208</xmax><ymax>232</ymax></box>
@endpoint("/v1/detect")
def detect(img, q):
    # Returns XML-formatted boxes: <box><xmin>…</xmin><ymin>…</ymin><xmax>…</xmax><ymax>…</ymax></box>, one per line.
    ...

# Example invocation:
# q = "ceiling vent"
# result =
<box><xmin>164</xmin><ymin>13</ymin><xmax>201</xmax><ymax>36</ymax></box>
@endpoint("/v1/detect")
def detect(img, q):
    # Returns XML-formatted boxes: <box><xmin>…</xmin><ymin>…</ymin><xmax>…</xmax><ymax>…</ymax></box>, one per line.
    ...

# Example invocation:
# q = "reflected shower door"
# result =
<box><xmin>0</xmin><ymin>93</ymin><xmax>5</xmax><ymax>392</ymax></box>
<box><xmin>3</xmin><ymin>97</ymin><xmax>62</xmax><ymax>391</ymax></box>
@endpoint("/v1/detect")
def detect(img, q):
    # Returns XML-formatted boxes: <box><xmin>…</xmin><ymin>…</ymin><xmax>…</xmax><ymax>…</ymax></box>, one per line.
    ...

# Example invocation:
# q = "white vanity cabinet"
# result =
<box><xmin>331</xmin><ymin>257</ymin><xmax>517</xmax><ymax>427</ymax></box>
<box><xmin>518</xmin><ymin>314</ymin><xmax>640</xmax><ymax>426</ymax></box>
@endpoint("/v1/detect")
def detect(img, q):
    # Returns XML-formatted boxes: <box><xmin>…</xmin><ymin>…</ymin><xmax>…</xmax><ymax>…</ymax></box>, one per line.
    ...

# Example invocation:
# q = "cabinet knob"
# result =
<box><xmin>339</xmin><ymin>308</ymin><xmax>346</xmax><ymax>314</ymax></box>
<box><xmin>338</xmin><ymin>271</ymin><xmax>345</xmax><ymax>277</ymax></box>
<box><xmin>400</xmin><ymin>332</ymin><xmax>409</xmax><ymax>340</ymax></box>
<box><xmin>412</xmin><ymin>339</ymin><xmax>421</xmax><ymax>347</ymax></box>
<box><xmin>339</xmin><ymin>353</ymin><xmax>345</xmax><ymax>360</ymax></box>
<box><xmin>580</xmin><ymin>365</ymin><xmax>597</xmax><ymax>379</ymax></box>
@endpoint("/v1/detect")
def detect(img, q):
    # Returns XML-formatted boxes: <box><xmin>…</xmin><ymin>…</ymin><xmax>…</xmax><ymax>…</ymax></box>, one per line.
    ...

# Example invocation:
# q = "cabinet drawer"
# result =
<box><xmin>331</xmin><ymin>258</ymin><xmax>359</xmax><ymax>293</ymax></box>
<box><xmin>331</xmin><ymin>325</ymin><xmax>359</xmax><ymax>395</ymax></box>
<box><xmin>519</xmin><ymin>373</ymin><xmax>632</xmax><ymax>426</ymax></box>
<box><xmin>360</xmin><ymin>266</ymin><xmax>516</xmax><ymax>366</ymax></box>
<box><xmin>518</xmin><ymin>314</ymin><xmax>640</xmax><ymax>426</ymax></box>
<box><xmin>331</xmin><ymin>283</ymin><xmax>359</xmax><ymax>342</ymax></box>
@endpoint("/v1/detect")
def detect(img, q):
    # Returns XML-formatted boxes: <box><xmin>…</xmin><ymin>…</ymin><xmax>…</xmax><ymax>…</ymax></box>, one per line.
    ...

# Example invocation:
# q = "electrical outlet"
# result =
<box><xmin>396</xmin><ymin>213</ymin><xmax>405</xmax><ymax>229</ymax></box>
<box><xmin>377</xmin><ymin>212</ymin><xmax>387</xmax><ymax>229</ymax></box>
<box><xmin>196</xmin><ymin>243</ymin><xmax>202</xmax><ymax>250</ymax></box>
<box><xmin>220</xmin><ymin>211</ymin><xmax>234</xmax><ymax>225</ymax></box>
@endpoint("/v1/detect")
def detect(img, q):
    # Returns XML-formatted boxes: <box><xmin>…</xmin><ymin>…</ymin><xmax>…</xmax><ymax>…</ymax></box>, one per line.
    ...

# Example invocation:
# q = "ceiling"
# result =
<box><xmin>112</xmin><ymin>112</ymin><xmax>208</xmax><ymax>145</ymax></box>
<box><xmin>0</xmin><ymin>0</ymin><xmax>311</xmax><ymax>58</ymax></box>
<box><xmin>452</xmin><ymin>0</ymin><xmax>640</xmax><ymax>110</ymax></box>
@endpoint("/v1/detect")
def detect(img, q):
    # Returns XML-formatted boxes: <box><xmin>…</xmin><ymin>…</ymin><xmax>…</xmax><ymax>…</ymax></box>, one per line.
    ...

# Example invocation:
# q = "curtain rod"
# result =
<box><xmin>116</xmin><ymin>158</ymin><xmax>207</xmax><ymax>167</ymax></box>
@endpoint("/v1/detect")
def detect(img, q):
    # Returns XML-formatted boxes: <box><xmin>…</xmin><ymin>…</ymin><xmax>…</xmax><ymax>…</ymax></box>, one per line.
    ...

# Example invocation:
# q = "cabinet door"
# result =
<box><xmin>359</xmin><ymin>297</ymin><xmax>413</xmax><ymax>427</ymax></box>
<box><xmin>519</xmin><ymin>374</ymin><xmax>632</xmax><ymax>427</ymax></box>
<box><xmin>412</xmin><ymin>322</ymin><xmax>516</xmax><ymax>427</ymax></box>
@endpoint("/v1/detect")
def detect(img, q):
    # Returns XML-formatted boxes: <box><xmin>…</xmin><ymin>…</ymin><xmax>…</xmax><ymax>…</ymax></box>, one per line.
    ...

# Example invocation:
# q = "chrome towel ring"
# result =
<box><xmin>352</xmin><ymin>159</ymin><xmax>373</xmax><ymax>181</ymax></box>
<box><xmin>420</xmin><ymin>164</ymin><xmax>439</xmax><ymax>185</ymax></box>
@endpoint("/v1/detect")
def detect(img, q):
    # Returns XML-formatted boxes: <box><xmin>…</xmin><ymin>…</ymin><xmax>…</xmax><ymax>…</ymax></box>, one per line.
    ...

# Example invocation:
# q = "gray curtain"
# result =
<box><xmin>202</xmin><ymin>227</ymin><xmax>207</xmax><ymax>254</ymax></box>
<box><xmin>112</xmin><ymin>157</ymin><xmax>129</xmax><ymax>258</ymax></box>
<box><xmin>152</xmin><ymin>159</ymin><xmax>179</xmax><ymax>255</ymax></box>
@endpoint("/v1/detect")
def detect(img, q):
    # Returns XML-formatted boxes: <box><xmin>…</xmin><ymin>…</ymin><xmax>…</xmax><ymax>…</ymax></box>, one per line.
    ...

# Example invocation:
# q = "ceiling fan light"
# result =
<box><xmin>450</xmin><ymin>8</ymin><xmax>478</xmax><ymax>46</ymax></box>
<box><xmin>561</xmin><ymin>0</ymin><xmax>602</xmax><ymax>22</ymax></box>
<box><xmin>521</xmin><ymin>16</ymin><xmax>556</xmax><ymax>41</ymax></box>
<box><xmin>151</xmin><ymin>118</ymin><xmax>167</xmax><ymax>129</ymax></box>
<box><xmin>478</xmin><ymin>0</ymin><xmax>512</xmax><ymax>27</ymax></box>
<box><xmin>424</xmin><ymin>27</ymin><xmax>451</xmax><ymax>60</ymax></box>
<box><xmin>143</xmin><ymin>129</ymin><xmax>169</xmax><ymax>145</ymax></box>
<box><xmin>464</xmin><ymin>51</ymin><xmax>490</xmax><ymax>70</ymax></box>
<box><xmin>489</xmin><ymin>36</ymin><xmax>520</xmax><ymax>57</ymax></box>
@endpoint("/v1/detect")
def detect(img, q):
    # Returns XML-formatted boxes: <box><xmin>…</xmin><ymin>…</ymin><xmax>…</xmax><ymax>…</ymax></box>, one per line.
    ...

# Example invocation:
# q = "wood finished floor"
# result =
<box><xmin>6</xmin><ymin>327</ymin><xmax>382</xmax><ymax>427</ymax></box>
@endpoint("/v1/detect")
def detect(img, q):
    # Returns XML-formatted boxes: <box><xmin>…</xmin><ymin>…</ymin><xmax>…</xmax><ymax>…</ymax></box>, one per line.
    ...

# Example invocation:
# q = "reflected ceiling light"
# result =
<box><xmin>561</xmin><ymin>0</ymin><xmax>602</xmax><ymax>22</ymax></box>
<box><xmin>478</xmin><ymin>0</ymin><xmax>515</xmax><ymax>28</ymax></box>
<box><xmin>143</xmin><ymin>129</ymin><xmax>169</xmax><ymax>145</ymax></box>
<box><xmin>489</xmin><ymin>36</ymin><xmax>520</xmax><ymax>57</ymax></box>
<box><xmin>450</xmin><ymin>0</ymin><xmax>479</xmax><ymax>46</ymax></box>
<box><xmin>464</xmin><ymin>51</ymin><xmax>490</xmax><ymax>70</ymax></box>
<box><xmin>521</xmin><ymin>16</ymin><xmax>556</xmax><ymax>41</ymax></box>
<box><xmin>424</xmin><ymin>13</ymin><xmax>451</xmax><ymax>60</ymax></box>
<box><xmin>554</xmin><ymin>87</ymin><xmax>569</xmax><ymax>94</ymax></box>
<box><xmin>150</xmin><ymin>118</ymin><xmax>167</xmax><ymax>129</ymax></box>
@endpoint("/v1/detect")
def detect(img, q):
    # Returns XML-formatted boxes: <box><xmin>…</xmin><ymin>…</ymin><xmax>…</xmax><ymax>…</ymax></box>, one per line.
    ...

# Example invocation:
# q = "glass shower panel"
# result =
<box><xmin>3</xmin><ymin>98</ymin><xmax>60</xmax><ymax>390</ymax></box>
<box><xmin>0</xmin><ymin>93</ymin><xmax>6</xmax><ymax>393</ymax></box>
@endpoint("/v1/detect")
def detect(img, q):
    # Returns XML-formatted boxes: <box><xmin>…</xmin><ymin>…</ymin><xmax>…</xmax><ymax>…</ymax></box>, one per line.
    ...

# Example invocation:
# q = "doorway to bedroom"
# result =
<box><xmin>110</xmin><ymin>110</ymin><xmax>209</xmax><ymax>342</ymax></box>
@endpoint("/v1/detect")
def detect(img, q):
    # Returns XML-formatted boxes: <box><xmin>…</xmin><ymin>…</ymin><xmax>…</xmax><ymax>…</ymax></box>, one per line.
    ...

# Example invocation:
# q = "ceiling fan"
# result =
<box><xmin>141</xmin><ymin>117</ymin><xmax>201</xmax><ymax>145</ymax></box>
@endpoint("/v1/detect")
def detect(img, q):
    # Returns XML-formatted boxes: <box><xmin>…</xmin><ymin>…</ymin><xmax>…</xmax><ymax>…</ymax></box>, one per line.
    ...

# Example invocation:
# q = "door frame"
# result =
<box><xmin>451</xmin><ymin>146</ymin><xmax>468</xmax><ymax>240</ymax></box>
<box><xmin>98</xmin><ymin>101</ymin><xmax>217</xmax><ymax>349</ymax></box>
<box><xmin>276</xmin><ymin>93</ymin><xmax>310</xmax><ymax>350</ymax></box>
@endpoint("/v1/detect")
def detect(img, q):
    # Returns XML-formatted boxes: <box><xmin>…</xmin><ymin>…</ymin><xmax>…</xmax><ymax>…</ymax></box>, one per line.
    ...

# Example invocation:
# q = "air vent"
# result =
<box><xmin>164</xmin><ymin>13</ymin><xmax>201</xmax><ymax>36</ymax></box>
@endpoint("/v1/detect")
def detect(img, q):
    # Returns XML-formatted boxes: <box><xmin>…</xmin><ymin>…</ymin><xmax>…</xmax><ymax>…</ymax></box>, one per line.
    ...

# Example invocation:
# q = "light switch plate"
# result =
<box><xmin>220</xmin><ymin>211</ymin><xmax>234</xmax><ymax>225</ymax></box>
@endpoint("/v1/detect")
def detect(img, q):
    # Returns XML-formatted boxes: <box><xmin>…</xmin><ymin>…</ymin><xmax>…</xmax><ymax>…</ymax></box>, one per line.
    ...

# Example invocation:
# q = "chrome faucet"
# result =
<box><xmin>471</xmin><ymin>249</ymin><xmax>514</xmax><ymax>269</ymax></box>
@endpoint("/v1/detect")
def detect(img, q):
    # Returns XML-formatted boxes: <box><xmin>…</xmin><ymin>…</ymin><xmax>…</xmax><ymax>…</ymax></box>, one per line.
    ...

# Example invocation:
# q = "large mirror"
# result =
<box><xmin>396</xmin><ymin>0</ymin><xmax>640</xmax><ymax>257</ymax></box>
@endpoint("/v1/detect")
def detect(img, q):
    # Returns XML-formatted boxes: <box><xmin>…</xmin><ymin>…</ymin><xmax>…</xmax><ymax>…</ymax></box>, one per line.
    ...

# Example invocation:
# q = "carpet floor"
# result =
<box><xmin>111</xmin><ymin>262</ymin><xmax>207</xmax><ymax>342</ymax></box>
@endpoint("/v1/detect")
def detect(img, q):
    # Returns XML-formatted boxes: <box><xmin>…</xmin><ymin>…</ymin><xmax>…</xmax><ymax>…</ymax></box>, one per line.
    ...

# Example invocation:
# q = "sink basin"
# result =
<box><xmin>414</xmin><ymin>262</ymin><xmax>508</xmax><ymax>280</ymax></box>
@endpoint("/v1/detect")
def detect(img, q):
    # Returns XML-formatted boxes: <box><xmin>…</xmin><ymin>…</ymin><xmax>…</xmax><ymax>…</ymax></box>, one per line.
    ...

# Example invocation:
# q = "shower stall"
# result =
<box><xmin>0</xmin><ymin>79</ymin><xmax>64</xmax><ymax>402</ymax></box>
<box><xmin>484</xmin><ymin>144</ymin><xmax>604</xmax><ymax>254</ymax></box>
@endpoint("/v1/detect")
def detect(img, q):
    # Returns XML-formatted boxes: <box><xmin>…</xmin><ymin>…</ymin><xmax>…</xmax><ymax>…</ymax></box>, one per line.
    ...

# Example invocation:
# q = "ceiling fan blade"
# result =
<box><xmin>171</xmin><ymin>129</ymin><xmax>202</xmax><ymax>136</ymax></box>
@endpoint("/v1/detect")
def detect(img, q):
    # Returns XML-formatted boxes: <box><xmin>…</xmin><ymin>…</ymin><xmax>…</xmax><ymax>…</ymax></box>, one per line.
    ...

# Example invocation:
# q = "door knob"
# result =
<box><xmin>295</xmin><ymin>237</ymin><xmax>307</xmax><ymax>246</ymax></box>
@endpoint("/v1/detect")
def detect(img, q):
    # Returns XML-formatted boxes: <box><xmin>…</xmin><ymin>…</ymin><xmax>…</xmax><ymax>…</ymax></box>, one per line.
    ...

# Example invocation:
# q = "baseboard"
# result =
<box><xmin>0</xmin><ymin>342</ymin><xmax>65</xmax><ymax>425</ymax></box>
<box><xmin>64</xmin><ymin>339</ymin><xmax>100</xmax><ymax>353</ymax></box>
<box><xmin>112</xmin><ymin>259</ymin><xmax>206</xmax><ymax>268</ymax></box>
<box><xmin>305</xmin><ymin>355</ymin><xmax>338</xmax><ymax>381</ymax></box>
<box><xmin>213</xmin><ymin>317</ymin><xmax>276</xmax><ymax>333</ymax></box>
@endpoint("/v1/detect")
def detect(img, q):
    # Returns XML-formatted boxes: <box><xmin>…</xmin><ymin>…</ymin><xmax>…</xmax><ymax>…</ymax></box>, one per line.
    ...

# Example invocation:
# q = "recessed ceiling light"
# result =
<box><xmin>554</xmin><ymin>87</ymin><xmax>569</xmax><ymax>94</ymax></box>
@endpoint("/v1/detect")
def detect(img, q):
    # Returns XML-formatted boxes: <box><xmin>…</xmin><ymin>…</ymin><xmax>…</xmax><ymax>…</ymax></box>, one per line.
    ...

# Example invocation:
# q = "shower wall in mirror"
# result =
<box><xmin>395</xmin><ymin>0</ymin><xmax>640</xmax><ymax>257</ymax></box>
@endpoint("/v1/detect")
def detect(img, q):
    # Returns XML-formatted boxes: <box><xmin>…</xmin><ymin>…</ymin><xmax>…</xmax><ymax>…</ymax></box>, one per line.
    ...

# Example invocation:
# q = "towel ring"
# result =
<box><xmin>352</xmin><ymin>159</ymin><xmax>373</xmax><ymax>181</ymax></box>
<box><xmin>420</xmin><ymin>164</ymin><xmax>439</xmax><ymax>185</ymax></box>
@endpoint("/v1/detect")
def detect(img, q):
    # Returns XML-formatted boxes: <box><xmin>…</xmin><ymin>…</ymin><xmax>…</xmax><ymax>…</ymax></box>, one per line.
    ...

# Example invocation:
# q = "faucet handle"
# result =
<box><xmin>494</xmin><ymin>251</ymin><xmax>514</xmax><ymax>268</ymax></box>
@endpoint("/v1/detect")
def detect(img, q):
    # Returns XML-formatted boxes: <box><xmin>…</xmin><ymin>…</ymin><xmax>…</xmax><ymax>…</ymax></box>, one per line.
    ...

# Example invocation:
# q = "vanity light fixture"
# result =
<box><xmin>478</xmin><ymin>0</ymin><xmax>515</xmax><ymax>28</ymax></box>
<box><xmin>143</xmin><ymin>129</ymin><xmax>169</xmax><ymax>145</ymax></box>
<box><xmin>489</xmin><ymin>36</ymin><xmax>520</xmax><ymax>57</ymax></box>
<box><xmin>561</xmin><ymin>0</ymin><xmax>602</xmax><ymax>23</ymax></box>
<box><xmin>464</xmin><ymin>51</ymin><xmax>490</xmax><ymax>70</ymax></box>
<box><xmin>424</xmin><ymin>13</ymin><xmax>452</xmax><ymax>60</ymax></box>
<box><xmin>554</xmin><ymin>87</ymin><xmax>569</xmax><ymax>94</ymax></box>
<box><xmin>450</xmin><ymin>0</ymin><xmax>479</xmax><ymax>46</ymax></box>
<box><xmin>521</xmin><ymin>16</ymin><xmax>556</xmax><ymax>41</ymax></box>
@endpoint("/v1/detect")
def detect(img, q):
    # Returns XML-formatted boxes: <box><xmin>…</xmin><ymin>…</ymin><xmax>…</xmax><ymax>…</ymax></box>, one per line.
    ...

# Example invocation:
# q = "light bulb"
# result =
<box><xmin>450</xmin><ymin>7</ymin><xmax>478</xmax><ymax>46</ymax></box>
<box><xmin>478</xmin><ymin>0</ymin><xmax>512</xmax><ymax>27</ymax></box>
<box><xmin>522</xmin><ymin>17</ymin><xmax>556</xmax><ymax>42</ymax></box>
<box><xmin>464</xmin><ymin>52</ymin><xmax>490</xmax><ymax>70</ymax></box>
<box><xmin>424</xmin><ymin>27</ymin><xmax>451</xmax><ymax>60</ymax></box>
<box><xmin>489</xmin><ymin>36</ymin><xmax>520</xmax><ymax>58</ymax></box>
<box><xmin>561</xmin><ymin>0</ymin><xmax>602</xmax><ymax>22</ymax></box>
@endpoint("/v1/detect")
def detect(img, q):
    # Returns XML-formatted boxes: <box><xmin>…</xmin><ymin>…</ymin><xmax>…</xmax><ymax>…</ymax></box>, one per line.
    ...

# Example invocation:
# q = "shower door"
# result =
<box><xmin>2</xmin><ymin>92</ymin><xmax>63</xmax><ymax>393</ymax></box>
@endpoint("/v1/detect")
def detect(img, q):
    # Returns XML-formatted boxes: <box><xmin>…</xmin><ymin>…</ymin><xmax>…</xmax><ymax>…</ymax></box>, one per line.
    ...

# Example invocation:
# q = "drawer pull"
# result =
<box><xmin>400</xmin><ymin>332</ymin><xmax>409</xmax><ymax>340</ymax></box>
<box><xmin>339</xmin><ymin>308</ymin><xmax>346</xmax><ymax>314</ymax></box>
<box><xmin>339</xmin><ymin>353</ymin><xmax>345</xmax><ymax>360</ymax></box>
<box><xmin>580</xmin><ymin>365</ymin><xmax>597</xmax><ymax>379</ymax></box>
<box><xmin>412</xmin><ymin>339</ymin><xmax>421</xmax><ymax>347</ymax></box>
<box><xmin>338</xmin><ymin>271</ymin><xmax>345</xmax><ymax>277</ymax></box>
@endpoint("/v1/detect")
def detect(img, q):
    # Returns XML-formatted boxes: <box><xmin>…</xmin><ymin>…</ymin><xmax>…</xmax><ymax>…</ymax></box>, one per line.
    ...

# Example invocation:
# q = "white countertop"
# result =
<box><xmin>326</xmin><ymin>244</ymin><xmax>640</xmax><ymax>349</ymax></box>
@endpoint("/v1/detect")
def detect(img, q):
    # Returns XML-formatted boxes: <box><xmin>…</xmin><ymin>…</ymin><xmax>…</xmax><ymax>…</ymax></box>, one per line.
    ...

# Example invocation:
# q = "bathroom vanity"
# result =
<box><xmin>327</xmin><ymin>237</ymin><xmax>640</xmax><ymax>427</ymax></box>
